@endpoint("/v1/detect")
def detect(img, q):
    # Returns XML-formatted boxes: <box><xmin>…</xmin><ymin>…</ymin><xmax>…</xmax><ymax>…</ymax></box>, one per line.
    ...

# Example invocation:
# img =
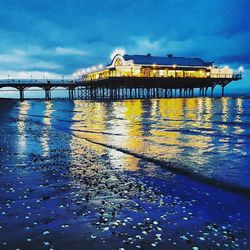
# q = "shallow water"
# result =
<box><xmin>10</xmin><ymin>97</ymin><xmax>250</xmax><ymax>191</ymax></box>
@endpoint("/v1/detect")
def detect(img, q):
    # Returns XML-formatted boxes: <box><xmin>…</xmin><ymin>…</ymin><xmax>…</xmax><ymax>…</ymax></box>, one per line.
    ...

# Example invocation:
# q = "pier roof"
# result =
<box><xmin>123</xmin><ymin>54</ymin><xmax>213</xmax><ymax>67</ymax></box>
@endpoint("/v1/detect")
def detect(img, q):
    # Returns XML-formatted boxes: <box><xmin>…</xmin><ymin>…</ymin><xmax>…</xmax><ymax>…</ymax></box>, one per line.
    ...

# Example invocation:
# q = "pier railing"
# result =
<box><xmin>83</xmin><ymin>73</ymin><xmax>242</xmax><ymax>82</ymax></box>
<box><xmin>0</xmin><ymin>79</ymin><xmax>72</xmax><ymax>84</ymax></box>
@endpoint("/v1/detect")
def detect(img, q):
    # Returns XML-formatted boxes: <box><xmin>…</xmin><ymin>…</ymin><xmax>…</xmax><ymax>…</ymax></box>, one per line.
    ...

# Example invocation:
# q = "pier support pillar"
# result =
<box><xmin>45</xmin><ymin>90</ymin><xmax>51</xmax><ymax>100</ymax></box>
<box><xmin>19</xmin><ymin>89</ymin><xmax>24</xmax><ymax>101</ymax></box>
<box><xmin>68</xmin><ymin>88</ymin><xmax>74</xmax><ymax>99</ymax></box>
<box><xmin>179</xmin><ymin>88</ymin><xmax>182</xmax><ymax>97</ymax></box>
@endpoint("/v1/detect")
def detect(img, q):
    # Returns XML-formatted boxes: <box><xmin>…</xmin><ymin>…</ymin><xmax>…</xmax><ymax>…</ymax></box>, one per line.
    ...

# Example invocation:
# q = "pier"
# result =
<box><xmin>0</xmin><ymin>75</ymin><xmax>241</xmax><ymax>100</ymax></box>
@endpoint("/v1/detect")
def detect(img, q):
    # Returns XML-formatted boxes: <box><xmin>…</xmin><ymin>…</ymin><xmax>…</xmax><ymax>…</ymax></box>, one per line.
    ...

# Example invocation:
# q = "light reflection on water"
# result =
<box><xmin>69</xmin><ymin>97</ymin><xmax>249</xmax><ymax>188</ymax></box>
<box><xmin>17</xmin><ymin>101</ymin><xmax>30</xmax><ymax>153</ymax></box>
<box><xmin>15</xmin><ymin>97</ymin><xmax>250</xmax><ymax>188</ymax></box>
<box><xmin>40</xmin><ymin>101</ymin><xmax>54</xmax><ymax>156</ymax></box>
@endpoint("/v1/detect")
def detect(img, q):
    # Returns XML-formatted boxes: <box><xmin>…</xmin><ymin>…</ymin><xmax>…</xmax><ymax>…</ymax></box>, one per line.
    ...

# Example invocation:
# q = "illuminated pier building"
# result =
<box><xmin>84</xmin><ymin>53</ymin><xmax>233</xmax><ymax>80</ymax></box>
<box><xmin>76</xmin><ymin>50</ymin><xmax>241</xmax><ymax>99</ymax></box>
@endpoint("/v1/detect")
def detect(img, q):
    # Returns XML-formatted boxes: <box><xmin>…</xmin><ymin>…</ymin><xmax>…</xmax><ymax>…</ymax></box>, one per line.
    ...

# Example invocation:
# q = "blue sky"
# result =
<box><xmin>0</xmin><ymin>0</ymin><xmax>249</xmax><ymax>90</ymax></box>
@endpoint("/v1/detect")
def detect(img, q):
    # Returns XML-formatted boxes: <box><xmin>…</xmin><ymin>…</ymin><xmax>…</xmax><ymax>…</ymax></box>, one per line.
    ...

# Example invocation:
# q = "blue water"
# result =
<box><xmin>7</xmin><ymin>96</ymin><xmax>250</xmax><ymax>193</ymax></box>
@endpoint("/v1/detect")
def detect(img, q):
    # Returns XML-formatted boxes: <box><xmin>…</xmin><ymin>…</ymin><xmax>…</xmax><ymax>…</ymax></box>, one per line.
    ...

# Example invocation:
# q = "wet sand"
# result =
<box><xmin>0</xmin><ymin>100</ymin><xmax>250</xmax><ymax>249</ymax></box>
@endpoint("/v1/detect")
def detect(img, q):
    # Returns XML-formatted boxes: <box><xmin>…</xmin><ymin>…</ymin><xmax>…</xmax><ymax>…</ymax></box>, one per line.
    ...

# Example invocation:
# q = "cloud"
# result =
<box><xmin>55</xmin><ymin>47</ymin><xmax>87</xmax><ymax>56</ymax></box>
<box><xmin>0</xmin><ymin>48</ymin><xmax>62</xmax><ymax>74</ymax></box>
<box><xmin>128</xmin><ymin>37</ymin><xmax>166</xmax><ymax>54</ymax></box>
<box><xmin>127</xmin><ymin>31</ymin><xmax>250</xmax><ymax>68</ymax></box>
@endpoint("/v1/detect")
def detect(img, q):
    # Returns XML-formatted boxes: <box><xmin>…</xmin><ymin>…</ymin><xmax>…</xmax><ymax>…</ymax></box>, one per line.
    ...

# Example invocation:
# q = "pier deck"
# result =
<box><xmin>0</xmin><ymin>75</ymin><xmax>242</xmax><ymax>100</ymax></box>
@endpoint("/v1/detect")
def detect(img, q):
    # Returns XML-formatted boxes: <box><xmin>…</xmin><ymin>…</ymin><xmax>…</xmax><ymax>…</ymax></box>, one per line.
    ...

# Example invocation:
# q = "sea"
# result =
<box><xmin>6</xmin><ymin>96</ymin><xmax>250</xmax><ymax>192</ymax></box>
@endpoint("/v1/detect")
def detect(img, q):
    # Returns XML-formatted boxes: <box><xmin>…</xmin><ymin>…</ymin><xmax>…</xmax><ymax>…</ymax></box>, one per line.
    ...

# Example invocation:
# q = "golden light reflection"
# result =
<box><xmin>17</xmin><ymin>101</ymin><xmax>30</xmax><ymax>152</ymax></box>
<box><xmin>43</xmin><ymin>101</ymin><xmax>53</xmax><ymax>126</ymax></box>
<box><xmin>203</xmin><ymin>98</ymin><xmax>213</xmax><ymax>129</ymax></box>
<box><xmin>185</xmin><ymin>98</ymin><xmax>198</xmax><ymax>121</ymax></box>
<box><xmin>234</xmin><ymin>98</ymin><xmax>243</xmax><ymax>123</ymax></box>
<box><xmin>107</xmin><ymin>102</ymin><xmax>128</xmax><ymax>168</ymax></box>
<box><xmin>218</xmin><ymin>98</ymin><xmax>230</xmax><ymax>151</ymax></box>
<box><xmin>218</xmin><ymin>98</ymin><xmax>229</xmax><ymax>132</ymax></box>
<box><xmin>196</xmin><ymin>98</ymin><xmax>213</xmax><ymax>129</ymax></box>
<box><xmin>40</xmin><ymin>101</ymin><xmax>53</xmax><ymax>156</ymax></box>
<box><xmin>149</xmin><ymin>99</ymin><xmax>158</xmax><ymax>117</ymax></box>
<box><xmin>233</xmin><ymin>98</ymin><xmax>245</xmax><ymax>154</ymax></box>
<box><xmin>182</xmin><ymin>99</ymin><xmax>212</xmax><ymax>164</ymax></box>
<box><xmin>70</xmin><ymin>100</ymin><xmax>108</xmax><ymax>156</ymax></box>
<box><xmin>122</xmin><ymin>100</ymin><xmax>144</xmax><ymax>171</ymax></box>
<box><xmin>190</xmin><ymin>98</ymin><xmax>214</xmax><ymax>158</ymax></box>
<box><xmin>234</xmin><ymin>98</ymin><xmax>244</xmax><ymax>135</ymax></box>
<box><xmin>187</xmin><ymin>98</ymin><xmax>214</xmax><ymax>165</ymax></box>
<box><xmin>221</xmin><ymin>97</ymin><xmax>229</xmax><ymax>123</ymax></box>
<box><xmin>66</xmin><ymin>97</ymin><xmax>240</xmax><ymax>174</ymax></box>
<box><xmin>151</xmin><ymin>99</ymin><xmax>184</xmax><ymax>159</ymax></box>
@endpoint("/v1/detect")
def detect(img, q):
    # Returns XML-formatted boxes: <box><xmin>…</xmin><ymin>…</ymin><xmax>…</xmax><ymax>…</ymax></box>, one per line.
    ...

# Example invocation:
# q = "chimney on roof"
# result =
<box><xmin>167</xmin><ymin>54</ymin><xmax>173</xmax><ymax>58</ymax></box>
<box><xmin>146</xmin><ymin>53</ymin><xmax>151</xmax><ymax>56</ymax></box>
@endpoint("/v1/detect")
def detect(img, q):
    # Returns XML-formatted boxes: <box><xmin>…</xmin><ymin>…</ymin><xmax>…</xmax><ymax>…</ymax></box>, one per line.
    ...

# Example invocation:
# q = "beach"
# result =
<box><xmin>0</xmin><ymin>97</ymin><xmax>250</xmax><ymax>249</ymax></box>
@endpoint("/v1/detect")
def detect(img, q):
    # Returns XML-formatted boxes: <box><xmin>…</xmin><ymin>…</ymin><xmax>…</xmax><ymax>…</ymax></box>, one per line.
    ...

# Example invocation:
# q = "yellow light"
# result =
<box><xmin>152</xmin><ymin>63</ymin><xmax>156</xmax><ymax>67</ymax></box>
<box><xmin>173</xmin><ymin>64</ymin><xmax>177</xmax><ymax>68</ymax></box>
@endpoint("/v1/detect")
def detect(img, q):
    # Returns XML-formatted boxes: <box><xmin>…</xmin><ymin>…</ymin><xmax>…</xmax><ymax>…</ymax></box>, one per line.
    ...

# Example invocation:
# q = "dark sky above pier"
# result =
<box><xmin>0</xmin><ymin>0</ymin><xmax>249</xmax><ymax>88</ymax></box>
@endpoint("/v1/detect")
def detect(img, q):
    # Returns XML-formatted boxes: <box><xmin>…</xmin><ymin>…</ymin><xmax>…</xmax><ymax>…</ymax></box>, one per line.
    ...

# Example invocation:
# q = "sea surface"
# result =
<box><xmin>8</xmin><ymin>96</ymin><xmax>250</xmax><ymax>192</ymax></box>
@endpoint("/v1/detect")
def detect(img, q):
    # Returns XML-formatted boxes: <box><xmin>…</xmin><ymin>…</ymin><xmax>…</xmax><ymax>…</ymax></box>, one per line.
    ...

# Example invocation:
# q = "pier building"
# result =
<box><xmin>83</xmin><ymin>53</ymin><xmax>234</xmax><ymax>81</ymax></box>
